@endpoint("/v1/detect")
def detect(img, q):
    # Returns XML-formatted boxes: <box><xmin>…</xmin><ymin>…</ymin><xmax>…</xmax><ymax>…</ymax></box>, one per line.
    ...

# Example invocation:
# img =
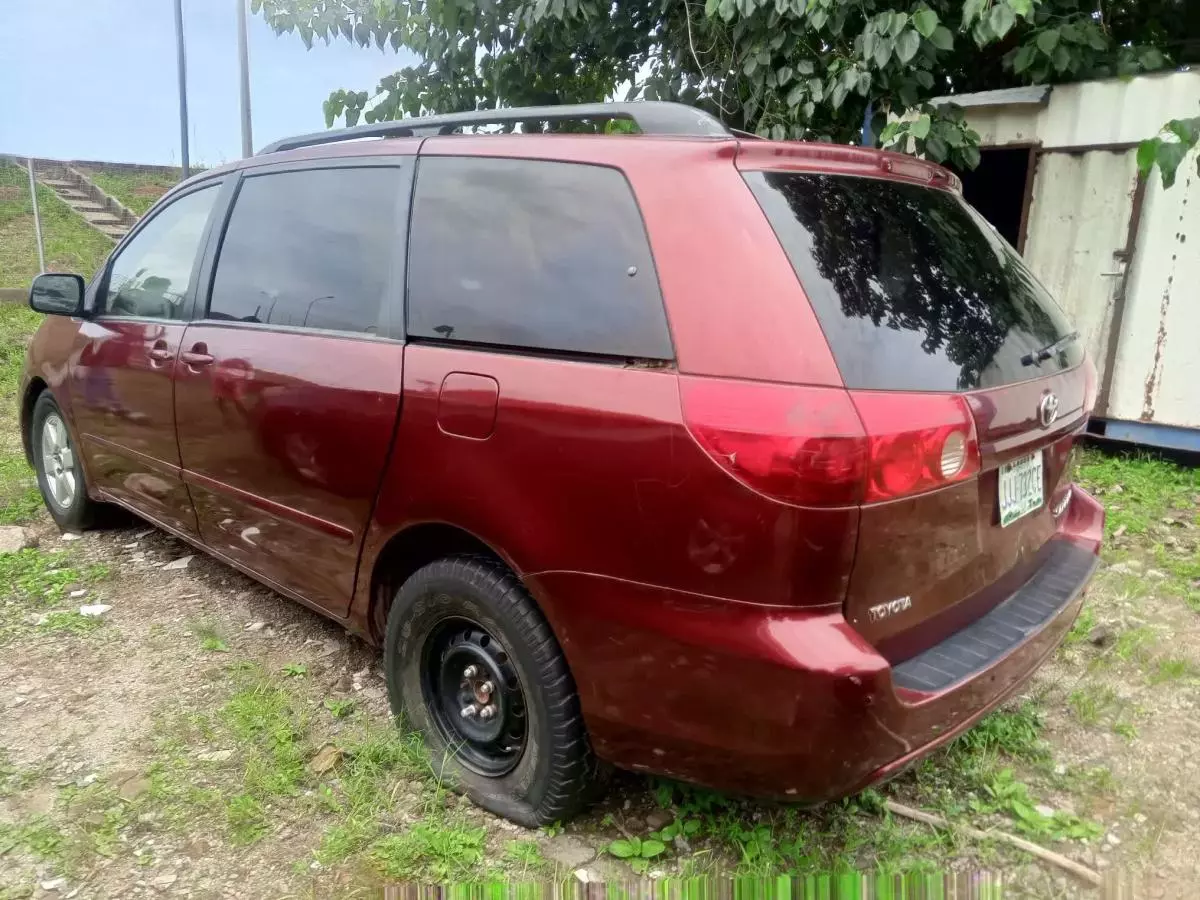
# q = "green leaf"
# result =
<box><xmin>1051</xmin><ymin>44</ymin><xmax>1072</xmax><ymax>72</ymax></box>
<box><xmin>718</xmin><ymin>0</ymin><xmax>736</xmax><ymax>20</ymax></box>
<box><xmin>925</xmin><ymin>134</ymin><xmax>949</xmax><ymax>161</ymax></box>
<box><xmin>910</xmin><ymin>114</ymin><xmax>931</xmax><ymax>140</ymax></box>
<box><xmin>1156</xmin><ymin>140</ymin><xmax>1188</xmax><ymax>189</ymax></box>
<box><xmin>873</xmin><ymin>36</ymin><xmax>892</xmax><ymax>68</ymax></box>
<box><xmin>857</xmin><ymin>70</ymin><xmax>872</xmax><ymax>95</ymax></box>
<box><xmin>1167</xmin><ymin>118</ymin><xmax>1200</xmax><ymax>145</ymax></box>
<box><xmin>797</xmin><ymin>59</ymin><xmax>814</xmax><ymax>75</ymax></box>
<box><xmin>1036</xmin><ymin>29</ymin><xmax>1059</xmax><ymax>54</ymax></box>
<box><xmin>915</xmin><ymin>69</ymin><xmax>934</xmax><ymax>88</ymax></box>
<box><xmin>863</xmin><ymin>30</ymin><xmax>877</xmax><ymax>61</ymax></box>
<box><xmin>889</xmin><ymin>12</ymin><xmax>908</xmax><ymax>38</ymax></box>
<box><xmin>786</xmin><ymin>83</ymin><xmax>806</xmax><ymax>108</ymax></box>
<box><xmin>1008</xmin><ymin>0</ymin><xmax>1033</xmax><ymax>18</ymax></box>
<box><xmin>809</xmin><ymin>7</ymin><xmax>827</xmax><ymax>29</ymax></box>
<box><xmin>895</xmin><ymin>29</ymin><xmax>920</xmax><ymax>64</ymax></box>
<box><xmin>912</xmin><ymin>8</ymin><xmax>938</xmax><ymax>39</ymax></box>
<box><xmin>1136</xmin><ymin>138</ymin><xmax>1160</xmax><ymax>177</ymax></box>
<box><xmin>743</xmin><ymin>55</ymin><xmax>759</xmax><ymax>75</ymax></box>
<box><xmin>1013</xmin><ymin>44</ymin><xmax>1036</xmax><ymax>73</ymax></box>
<box><xmin>961</xmin><ymin>0</ymin><xmax>986</xmax><ymax>27</ymax></box>
<box><xmin>1085</xmin><ymin>27</ymin><xmax>1108</xmax><ymax>51</ymax></box>
<box><xmin>961</xmin><ymin>144</ymin><xmax>982</xmax><ymax>169</ymax></box>
<box><xmin>777</xmin><ymin>65</ymin><xmax>794</xmax><ymax>85</ymax></box>
<box><xmin>988</xmin><ymin>4</ymin><xmax>1015</xmax><ymax>39</ymax></box>
<box><xmin>704</xmin><ymin>0</ymin><xmax>720</xmax><ymax>16</ymax></box>
<box><xmin>879</xmin><ymin>120</ymin><xmax>904</xmax><ymax>145</ymax></box>
<box><xmin>1139</xmin><ymin>47</ymin><xmax>1166</xmax><ymax>71</ymax></box>
<box><xmin>930</xmin><ymin>25</ymin><xmax>954</xmax><ymax>51</ymax></box>
<box><xmin>608</xmin><ymin>839</ymin><xmax>637</xmax><ymax>859</ymax></box>
<box><xmin>640</xmin><ymin>839</ymin><xmax>667</xmax><ymax>858</ymax></box>
<box><xmin>808</xmin><ymin>77</ymin><xmax>824</xmax><ymax>102</ymax></box>
<box><xmin>831</xmin><ymin>82</ymin><xmax>848</xmax><ymax>109</ymax></box>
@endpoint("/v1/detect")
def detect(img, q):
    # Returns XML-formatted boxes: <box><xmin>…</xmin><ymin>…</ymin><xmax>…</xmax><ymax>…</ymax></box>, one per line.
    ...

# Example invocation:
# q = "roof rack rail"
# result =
<box><xmin>258</xmin><ymin>101</ymin><xmax>730</xmax><ymax>154</ymax></box>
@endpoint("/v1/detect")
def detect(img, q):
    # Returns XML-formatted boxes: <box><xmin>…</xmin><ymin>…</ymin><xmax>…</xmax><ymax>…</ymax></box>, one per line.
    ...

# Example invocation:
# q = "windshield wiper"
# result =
<box><xmin>1021</xmin><ymin>331</ymin><xmax>1078</xmax><ymax>367</ymax></box>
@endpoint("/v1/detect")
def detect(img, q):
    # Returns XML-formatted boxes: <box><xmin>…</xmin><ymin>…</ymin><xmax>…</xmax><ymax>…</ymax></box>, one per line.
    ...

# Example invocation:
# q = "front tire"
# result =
<box><xmin>31</xmin><ymin>392</ymin><xmax>96</xmax><ymax>531</ymax></box>
<box><xmin>384</xmin><ymin>555</ymin><xmax>595</xmax><ymax>826</ymax></box>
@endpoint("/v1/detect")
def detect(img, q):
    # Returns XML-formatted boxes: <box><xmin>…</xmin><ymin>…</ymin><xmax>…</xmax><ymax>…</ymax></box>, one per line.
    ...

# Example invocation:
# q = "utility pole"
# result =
<box><xmin>173</xmin><ymin>0</ymin><xmax>191</xmax><ymax>178</ymax></box>
<box><xmin>26</xmin><ymin>160</ymin><xmax>45</xmax><ymax>273</ymax></box>
<box><xmin>236</xmin><ymin>0</ymin><xmax>254</xmax><ymax>157</ymax></box>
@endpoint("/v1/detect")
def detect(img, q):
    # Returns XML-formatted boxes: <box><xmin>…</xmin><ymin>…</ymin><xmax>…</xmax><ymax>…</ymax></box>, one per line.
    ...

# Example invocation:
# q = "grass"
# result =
<box><xmin>1074</xmin><ymin>448</ymin><xmax>1200</xmax><ymax>537</ymax></box>
<box><xmin>0</xmin><ymin>304</ymin><xmax>43</xmax><ymax>524</ymax></box>
<box><xmin>0</xmin><ymin>547</ymin><xmax>112</xmax><ymax>643</ymax></box>
<box><xmin>370</xmin><ymin>822</ymin><xmax>488</xmax><ymax>881</ymax></box>
<box><xmin>0</xmin><ymin>162</ymin><xmax>114</xmax><ymax>290</ymax></box>
<box><xmin>81</xmin><ymin>168</ymin><xmax>179</xmax><ymax>216</ymax></box>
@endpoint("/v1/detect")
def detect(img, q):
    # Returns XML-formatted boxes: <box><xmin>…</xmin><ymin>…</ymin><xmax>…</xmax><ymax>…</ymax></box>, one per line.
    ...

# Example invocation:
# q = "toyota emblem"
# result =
<box><xmin>1039</xmin><ymin>392</ymin><xmax>1060</xmax><ymax>428</ymax></box>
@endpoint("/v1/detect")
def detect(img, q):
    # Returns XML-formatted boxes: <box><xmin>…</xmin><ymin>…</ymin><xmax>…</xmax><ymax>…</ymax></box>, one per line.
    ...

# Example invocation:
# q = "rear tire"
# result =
<box><xmin>383</xmin><ymin>555</ymin><xmax>595</xmax><ymax>826</ymax></box>
<box><xmin>31</xmin><ymin>392</ymin><xmax>96</xmax><ymax>532</ymax></box>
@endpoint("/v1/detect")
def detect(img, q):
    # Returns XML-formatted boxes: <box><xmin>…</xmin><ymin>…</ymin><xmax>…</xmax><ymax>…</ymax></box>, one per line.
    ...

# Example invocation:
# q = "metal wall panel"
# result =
<box><xmin>1107</xmin><ymin>164</ymin><xmax>1200</xmax><ymax>429</ymax></box>
<box><xmin>1022</xmin><ymin>150</ymin><xmax>1140</xmax><ymax>403</ymax></box>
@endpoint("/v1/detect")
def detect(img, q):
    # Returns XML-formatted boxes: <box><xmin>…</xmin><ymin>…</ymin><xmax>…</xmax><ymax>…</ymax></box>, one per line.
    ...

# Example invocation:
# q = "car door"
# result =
<box><xmin>173</xmin><ymin>157</ymin><xmax>412</xmax><ymax>616</ymax></box>
<box><xmin>70</xmin><ymin>180</ymin><xmax>224</xmax><ymax>536</ymax></box>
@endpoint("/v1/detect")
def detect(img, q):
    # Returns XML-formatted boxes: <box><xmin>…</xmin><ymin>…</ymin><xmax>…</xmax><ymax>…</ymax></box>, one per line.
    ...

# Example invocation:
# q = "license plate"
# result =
<box><xmin>999</xmin><ymin>451</ymin><xmax>1044</xmax><ymax>527</ymax></box>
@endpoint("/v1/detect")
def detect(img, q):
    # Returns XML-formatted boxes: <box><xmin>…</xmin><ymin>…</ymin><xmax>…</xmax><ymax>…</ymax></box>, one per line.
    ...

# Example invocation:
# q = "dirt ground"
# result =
<box><xmin>1</xmin><ymin>451</ymin><xmax>1198</xmax><ymax>899</ymax></box>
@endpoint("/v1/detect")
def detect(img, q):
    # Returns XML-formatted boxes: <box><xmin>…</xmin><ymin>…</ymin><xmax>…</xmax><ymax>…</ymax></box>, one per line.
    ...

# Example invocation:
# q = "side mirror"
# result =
<box><xmin>29</xmin><ymin>273</ymin><xmax>86</xmax><ymax>317</ymax></box>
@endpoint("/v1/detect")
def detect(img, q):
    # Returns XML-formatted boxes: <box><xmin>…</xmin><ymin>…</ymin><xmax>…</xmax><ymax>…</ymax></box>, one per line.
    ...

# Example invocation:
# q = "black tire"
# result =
<box><xmin>384</xmin><ymin>555</ymin><xmax>595</xmax><ymax>826</ymax></box>
<box><xmin>30</xmin><ymin>392</ymin><xmax>96</xmax><ymax>531</ymax></box>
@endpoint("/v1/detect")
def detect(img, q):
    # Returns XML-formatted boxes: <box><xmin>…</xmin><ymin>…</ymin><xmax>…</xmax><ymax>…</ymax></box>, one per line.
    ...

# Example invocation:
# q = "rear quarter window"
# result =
<box><xmin>406</xmin><ymin>157</ymin><xmax>672</xmax><ymax>360</ymax></box>
<box><xmin>744</xmin><ymin>171</ymin><xmax>1083</xmax><ymax>391</ymax></box>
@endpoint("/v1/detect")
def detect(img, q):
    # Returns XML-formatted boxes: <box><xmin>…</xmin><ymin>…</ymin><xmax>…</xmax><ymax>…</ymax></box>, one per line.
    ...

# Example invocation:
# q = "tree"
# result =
<box><xmin>256</xmin><ymin>0</ymin><xmax>1194</xmax><ymax>171</ymax></box>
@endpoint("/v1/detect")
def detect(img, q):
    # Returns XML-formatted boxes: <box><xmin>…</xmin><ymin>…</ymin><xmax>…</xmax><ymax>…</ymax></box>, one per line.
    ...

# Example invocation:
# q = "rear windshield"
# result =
<box><xmin>745</xmin><ymin>171</ymin><xmax>1083</xmax><ymax>391</ymax></box>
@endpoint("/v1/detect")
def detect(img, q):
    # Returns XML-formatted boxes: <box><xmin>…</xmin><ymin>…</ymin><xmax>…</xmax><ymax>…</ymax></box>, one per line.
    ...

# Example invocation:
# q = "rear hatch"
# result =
<box><xmin>744</xmin><ymin>166</ymin><xmax>1093</xmax><ymax>659</ymax></box>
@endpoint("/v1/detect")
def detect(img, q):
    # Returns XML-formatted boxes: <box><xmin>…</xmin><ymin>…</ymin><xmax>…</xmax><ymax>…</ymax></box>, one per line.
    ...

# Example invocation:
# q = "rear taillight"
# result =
<box><xmin>851</xmin><ymin>392</ymin><xmax>981</xmax><ymax>503</ymax></box>
<box><xmin>1082</xmin><ymin>356</ymin><xmax>1098</xmax><ymax>414</ymax></box>
<box><xmin>679</xmin><ymin>377</ymin><xmax>982</xmax><ymax>507</ymax></box>
<box><xmin>679</xmin><ymin>376</ymin><xmax>867</xmax><ymax>507</ymax></box>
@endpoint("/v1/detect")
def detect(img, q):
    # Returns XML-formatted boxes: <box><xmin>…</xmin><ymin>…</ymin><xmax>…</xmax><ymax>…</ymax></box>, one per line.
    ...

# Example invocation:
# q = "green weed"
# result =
<box><xmin>1068</xmin><ymin>684</ymin><xmax>1120</xmax><ymax>726</ymax></box>
<box><xmin>369</xmin><ymin>821</ymin><xmax>487</xmax><ymax>881</ymax></box>
<box><xmin>504</xmin><ymin>840</ymin><xmax>546</xmax><ymax>874</ymax></box>
<box><xmin>226</xmin><ymin>793</ymin><xmax>270</xmax><ymax>845</ymax></box>
<box><xmin>972</xmin><ymin>769</ymin><xmax>1103</xmax><ymax>841</ymax></box>
<box><xmin>0</xmin><ymin>818</ymin><xmax>66</xmax><ymax>862</ymax></box>
<box><xmin>323</xmin><ymin>697</ymin><xmax>356</xmax><ymax>719</ymax></box>
<box><xmin>1064</xmin><ymin>606</ymin><xmax>1097</xmax><ymax>646</ymax></box>
<box><xmin>1149</xmin><ymin>657</ymin><xmax>1195</xmax><ymax>684</ymax></box>
<box><xmin>37</xmin><ymin>611</ymin><xmax>104</xmax><ymax>636</ymax></box>
<box><xmin>281</xmin><ymin>663</ymin><xmax>308</xmax><ymax>678</ymax></box>
<box><xmin>606</xmin><ymin>835</ymin><xmax>668</xmax><ymax>875</ymax></box>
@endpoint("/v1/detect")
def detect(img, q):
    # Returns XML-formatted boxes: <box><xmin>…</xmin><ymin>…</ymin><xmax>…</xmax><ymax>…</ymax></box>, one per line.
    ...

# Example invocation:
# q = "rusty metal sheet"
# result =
<box><xmin>1022</xmin><ymin>149</ymin><xmax>1140</xmax><ymax>398</ymax></box>
<box><xmin>1107</xmin><ymin>159</ymin><xmax>1200</xmax><ymax>428</ymax></box>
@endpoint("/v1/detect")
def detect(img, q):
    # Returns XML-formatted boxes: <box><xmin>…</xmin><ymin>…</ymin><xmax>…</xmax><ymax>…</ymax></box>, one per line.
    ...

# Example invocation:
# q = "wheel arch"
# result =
<box><xmin>365</xmin><ymin>521</ymin><xmax>518</xmax><ymax>644</ymax></box>
<box><xmin>20</xmin><ymin>377</ymin><xmax>49</xmax><ymax>466</ymax></box>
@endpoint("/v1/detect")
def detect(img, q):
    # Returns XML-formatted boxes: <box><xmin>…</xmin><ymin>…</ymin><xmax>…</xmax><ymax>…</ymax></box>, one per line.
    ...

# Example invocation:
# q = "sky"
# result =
<box><xmin>0</xmin><ymin>0</ymin><xmax>414</xmax><ymax>166</ymax></box>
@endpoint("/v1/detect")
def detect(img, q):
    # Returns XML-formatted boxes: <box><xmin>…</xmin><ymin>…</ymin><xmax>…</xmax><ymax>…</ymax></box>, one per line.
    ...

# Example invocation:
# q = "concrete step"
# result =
<box><xmin>71</xmin><ymin>201</ymin><xmax>106</xmax><ymax>213</ymax></box>
<box><xmin>58</xmin><ymin>190</ymin><xmax>91</xmax><ymax>201</ymax></box>
<box><xmin>40</xmin><ymin>178</ymin><xmax>77</xmax><ymax>189</ymax></box>
<box><xmin>97</xmin><ymin>227</ymin><xmax>127</xmax><ymax>240</ymax></box>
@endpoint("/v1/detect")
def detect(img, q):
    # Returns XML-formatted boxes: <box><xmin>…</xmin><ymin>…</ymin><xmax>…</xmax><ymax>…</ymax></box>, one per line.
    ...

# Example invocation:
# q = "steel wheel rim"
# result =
<box><xmin>420</xmin><ymin>615</ymin><xmax>528</xmax><ymax>777</ymax></box>
<box><xmin>40</xmin><ymin>413</ymin><xmax>76</xmax><ymax>510</ymax></box>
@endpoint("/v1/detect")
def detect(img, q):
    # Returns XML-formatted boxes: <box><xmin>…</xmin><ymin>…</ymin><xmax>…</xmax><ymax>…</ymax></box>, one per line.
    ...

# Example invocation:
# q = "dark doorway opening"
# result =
<box><xmin>956</xmin><ymin>147</ymin><xmax>1034</xmax><ymax>252</ymax></box>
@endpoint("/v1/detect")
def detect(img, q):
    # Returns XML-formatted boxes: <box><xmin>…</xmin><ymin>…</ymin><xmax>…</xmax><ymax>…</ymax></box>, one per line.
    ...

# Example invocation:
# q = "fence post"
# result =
<box><xmin>26</xmin><ymin>159</ymin><xmax>46</xmax><ymax>274</ymax></box>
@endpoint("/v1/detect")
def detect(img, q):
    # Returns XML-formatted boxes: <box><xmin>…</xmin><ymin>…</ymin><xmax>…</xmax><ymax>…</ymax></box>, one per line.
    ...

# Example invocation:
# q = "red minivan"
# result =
<box><xmin>20</xmin><ymin>102</ymin><xmax>1102</xmax><ymax>826</ymax></box>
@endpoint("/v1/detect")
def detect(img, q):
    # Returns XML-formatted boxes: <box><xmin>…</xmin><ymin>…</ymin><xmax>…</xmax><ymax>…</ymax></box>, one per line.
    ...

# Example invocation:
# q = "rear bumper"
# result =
<box><xmin>529</xmin><ymin>485</ymin><xmax>1103</xmax><ymax>801</ymax></box>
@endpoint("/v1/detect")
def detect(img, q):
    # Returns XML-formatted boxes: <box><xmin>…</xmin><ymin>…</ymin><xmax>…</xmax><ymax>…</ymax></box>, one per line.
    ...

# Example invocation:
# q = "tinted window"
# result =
<box><xmin>208</xmin><ymin>167</ymin><xmax>405</xmax><ymax>334</ymax></box>
<box><xmin>104</xmin><ymin>185</ymin><xmax>218</xmax><ymax>319</ymax></box>
<box><xmin>407</xmin><ymin>157</ymin><xmax>672</xmax><ymax>359</ymax></box>
<box><xmin>745</xmin><ymin>172</ymin><xmax>1083</xmax><ymax>391</ymax></box>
